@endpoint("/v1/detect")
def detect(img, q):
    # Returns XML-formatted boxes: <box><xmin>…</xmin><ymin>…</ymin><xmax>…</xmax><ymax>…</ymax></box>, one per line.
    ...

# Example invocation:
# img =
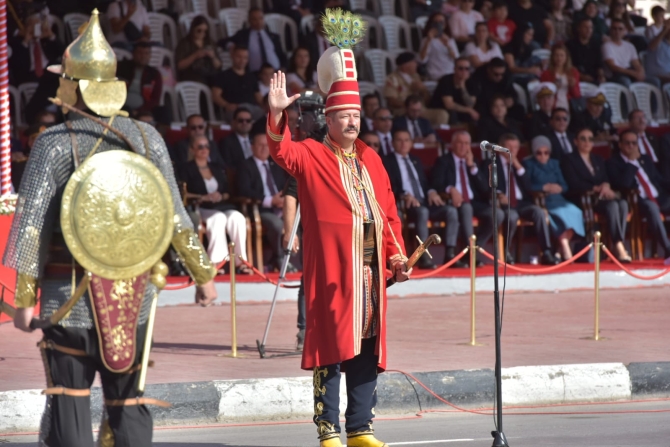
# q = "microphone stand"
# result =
<box><xmin>489</xmin><ymin>152</ymin><xmax>508</xmax><ymax>447</ymax></box>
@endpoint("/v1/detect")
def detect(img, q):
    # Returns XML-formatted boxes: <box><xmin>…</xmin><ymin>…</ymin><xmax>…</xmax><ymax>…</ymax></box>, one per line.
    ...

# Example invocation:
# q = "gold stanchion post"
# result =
<box><xmin>467</xmin><ymin>234</ymin><xmax>482</xmax><ymax>346</ymax></box>
<box><xmin>226</xmin><ymin>242</ymin><xmax>241</xmax><ymax>357</ymax></box>
<box><xmin>593</xmin><ymin>231</ymin><xmax>601</xmax><ymax>341</ymax></box>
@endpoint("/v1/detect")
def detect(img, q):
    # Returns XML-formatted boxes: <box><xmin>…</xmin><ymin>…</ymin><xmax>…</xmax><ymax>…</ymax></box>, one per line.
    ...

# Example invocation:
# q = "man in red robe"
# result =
<box><xmin>266</xmin><ymin>44</ymin><xmax>411</xmax><ymax>447</ymax></box>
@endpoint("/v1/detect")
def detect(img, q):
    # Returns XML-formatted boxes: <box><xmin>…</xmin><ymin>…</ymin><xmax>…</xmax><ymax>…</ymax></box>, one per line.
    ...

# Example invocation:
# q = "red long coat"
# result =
<box><xmin>267</xmin><ymin>114</ymin><xmax>405</xmax><ymax>372</ymax></box>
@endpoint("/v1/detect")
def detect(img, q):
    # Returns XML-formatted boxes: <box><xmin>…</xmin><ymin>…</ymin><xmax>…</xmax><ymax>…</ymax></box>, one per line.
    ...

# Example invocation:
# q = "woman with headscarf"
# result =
<box><xmin>523</xmin><ymin>135</ymin><xmax>585</xmax><ymax>260</ymax></box>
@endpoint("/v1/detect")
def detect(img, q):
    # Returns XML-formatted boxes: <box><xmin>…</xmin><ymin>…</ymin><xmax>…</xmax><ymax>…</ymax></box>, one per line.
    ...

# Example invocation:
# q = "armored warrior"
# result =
<box><xmin>3</xmin><ymin>10</ymin><xmax>217</xmax><ymax>447</ymax></box>
<box><xmin>266</xmin><ymin>10</ymin><xmax>411</xmax><ymax>447</ymax></box>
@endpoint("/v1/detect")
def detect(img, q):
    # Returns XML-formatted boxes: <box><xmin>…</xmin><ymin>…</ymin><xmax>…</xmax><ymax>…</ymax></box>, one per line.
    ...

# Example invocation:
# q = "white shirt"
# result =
<box><xmin>106</xmin><ymin>1</ymin><xmax>149</xmax><ymax>44</ymax></box>
<box><xmin>646</xmin><ymin>23</ymin><xmax>664</xmax><ymax>41</ymax></box>
<box><xmin>638</xmin><ymin>133</ymin><xmax>658</xmax><ymax>163</ymax></box>
<box><xmin>286</xmin><ymin>71</ymin><xmax>318</xmax><ymax>95</ymax></box>
<box><xmin>248</xmin><ymin>29</ymin><xmax>281</xmax><ymax>72</ymax></box>
<box><xmin>602</xmin><ymin>40</ymin><xmax>638</xmax><ymax>73</ymax></box>
<box><xmin>500</xmin><ymin>157</ymin><xmax>524</xmax><ymax>201</ymax></box>
<box><xmin>258</xmin><ymin>81</ymin><xmax>270</xmax><ymax>97</ymax></box>
<box><xmin>621</xmin><ymin>153</ymin><xmax>658</xmax><ymax>199</ymax></box>
<box><xmin>394</xmin><ymin>153</ymin><xmax>424</xmax><ymax>199</ymax></box>
<box><xmin>204</xmin><ymin>176</ymin><xmax>219</xmax><ymax>194</ymax></box>
<box><xmin>449</xmin><ymin>9</ymin><xmax>484</xmax><ymax>39</ymax></box>
<box><xmin>254</xmin><ymin>156</ymin><xmax>276</xmax><ymax>208</ymax></box>
<box><xmin>554</xmin><ymin>131</ymin><xmax>572</xmax><ymax>154</ymax></box>
<box><xmin>447</xmin><ymin>152</ymin><xmax>477</xmax><ymax>198</ymax></box>
<box><xmin>237</xmin><ymin>133</ymin><xmax>252</xmax><ymax>158</ymax></box>
<box><xmin>364</xmin><ymin>117</ymin><xmax>373</xmax><ymax>132</ymax></box>
<box><xmin>377</xmin><ymin>132</ymin><xmax>393</xmax><ymax>156</ymax></box>
<box><xmin>464</xmin><ymin>41</ymin><xmax>503</xmax><ymax>65</ymax></box>
<box><xmin>421</xmin><ymin>36</ymin><xmax>460</xmax><ymax>80</ymax></box>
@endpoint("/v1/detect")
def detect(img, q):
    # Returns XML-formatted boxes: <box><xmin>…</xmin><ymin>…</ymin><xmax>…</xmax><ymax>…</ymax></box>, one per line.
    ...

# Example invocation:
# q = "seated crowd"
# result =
<box><xmin>8</xmin><ymin>0</ymin><xmax>670</xmax><ymax>272</ymax></box>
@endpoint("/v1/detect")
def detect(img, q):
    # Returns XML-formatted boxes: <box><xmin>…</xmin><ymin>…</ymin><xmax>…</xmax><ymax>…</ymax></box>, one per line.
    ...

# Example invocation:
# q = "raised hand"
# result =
<box><xmin>268</xmin><ymin>71</ymin><xmax>301</xmax><ymax>118</ymax></box>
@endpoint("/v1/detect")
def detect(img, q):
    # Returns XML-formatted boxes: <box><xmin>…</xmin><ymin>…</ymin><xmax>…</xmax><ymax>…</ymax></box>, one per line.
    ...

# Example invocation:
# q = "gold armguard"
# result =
<box><xmin>171</xmin><ymin>227</ymin><xmax>217</xmax><ymax>286</ymax></box>
<box><xmin>15</xmin><ymin>274</ymin><xmax>38</xmax><ymax>308</ymax></box>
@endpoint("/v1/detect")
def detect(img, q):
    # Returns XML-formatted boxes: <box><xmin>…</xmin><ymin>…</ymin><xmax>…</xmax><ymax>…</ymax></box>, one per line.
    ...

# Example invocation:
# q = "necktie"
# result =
<box><xmin>561</xmin><ymin>134</ymin><xmax>571</xmax><ymax>154</ymax></box>
<box><xmin>459</xmin><ymin>160</ymin><xmax>470</xmax><ymax>203</ymax></box>
<box><xmin>636</xmin><ymin>169</ymin><xmax>657</xmax><ymax>204</ymax></box>
<box><xmin>33</xmin><ymin>42</ymin><xmax>44</xmax><ymax>78</ymax></box>
<box><xmin>384</xmin><ymin>136</ymin><xmax>391</xmax><ymax>155</ymax></box>
<box><xmin>412</xmin><ymin>120</ymin><xmax>422</xmax><ymax>140</ymax></box>
<box><xmin>507</xmin><ymin>163</ymin><xmax>518</xmax><ymax>208</ymax></box>
<box><xmin>242</xmin><ymin>138</ymin><xmax>251</xmax><ymax>158</ymax></box>
<box><xmin>403</xmin><ymin>157</ymin><xmax>423</xmax><ymax>201</ymax></box>
<box><xmin>257</xmin><ymin>31</ymin><xmax>268</xmax><ymax>65</ymax></box>
<box><xmin>640</xmin><ymin>135</ymin><xmax>658</xmax><ymax>163</ymax></box>
<box><xmin>264</xmin><ymin>163</ymin><xmax>278</xmax><ymax>195</ymax></box>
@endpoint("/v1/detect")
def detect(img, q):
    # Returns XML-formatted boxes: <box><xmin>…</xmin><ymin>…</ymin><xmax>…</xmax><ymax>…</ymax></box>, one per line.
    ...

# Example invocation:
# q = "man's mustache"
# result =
<box><xmin>345</xmin><ymin>126</ymin><xmax>359</xmax><ymax>133</ymax></box>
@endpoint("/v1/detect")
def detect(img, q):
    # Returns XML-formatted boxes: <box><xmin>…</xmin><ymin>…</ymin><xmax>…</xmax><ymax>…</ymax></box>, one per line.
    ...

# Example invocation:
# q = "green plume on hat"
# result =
<box><xmin>321</xmin><ymin>8</ymin><xmax>366</xmax><ymax>49</ymax></box>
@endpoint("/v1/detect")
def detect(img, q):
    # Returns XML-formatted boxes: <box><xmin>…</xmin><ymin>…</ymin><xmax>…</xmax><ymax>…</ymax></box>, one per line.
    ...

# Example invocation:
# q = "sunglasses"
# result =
<box><xmin>621</xmin><ymin>140</ymin><xmax>637</xmax><ymax>146</ymax></box>
<box><xmin>236</xmin><ymin>118</ymin><xmax>252</xmax><ymax>123</ymax></box>
<box><xmin>456</xmin><ymin>66</ymin><xmax>470</xmax><ymax>71</ymax></box>
<box><xmin>553</xmin><ymin>116</ymin><xmax>569</xmax><ymax>121</ymax></box>
<box><xmin>536</xmin><ymin>150</ymin><xmax>550</xmax><ymax>156</ymax></box>
<box><xmin>196</xmin><ymin>144</ymin><xmax>210</xmax><ymax>149</ymax></box>
<box><xmin>190</xmin><ymin>124</ymin><xmax>206</xmax><ymax>130</ymax></box>
<box><xmin>578</xmin><ymin>136</ymin><xmax>594</xmax><ymax>141</ymax></box>
<box><xmin>377</xmin><ymin>116</ymin><xmax>393</xmax><ymax>121</ymax></box>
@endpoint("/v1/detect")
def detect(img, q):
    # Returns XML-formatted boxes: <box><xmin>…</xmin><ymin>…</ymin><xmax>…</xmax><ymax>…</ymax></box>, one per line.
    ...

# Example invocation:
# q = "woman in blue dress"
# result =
<box><xmin>524</xmin><ymin>135</ymin><xmax>586</xmax><ymax>260</ymax></box>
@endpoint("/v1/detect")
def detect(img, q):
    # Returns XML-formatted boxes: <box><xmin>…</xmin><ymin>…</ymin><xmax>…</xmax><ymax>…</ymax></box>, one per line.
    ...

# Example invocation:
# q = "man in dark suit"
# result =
<box><xmin>9</xmin><ymin>11</ymin><xmax>63</xmax><ymax>86</ymax></box>
<box><xmin>360</xmin><ymin>93</ymin><xmax>380</xmax><ymax>135</ymax></box>
<box><xmin>171</xmin><ymin>114</ymin><xmax>226</xmax><ymax>166</ymax></box>
<box><xmin>116</xmin><ymin>42</ymin><xmax>162</xmax><ymax>115</ymax></box>
<box><xmin>383</xmin><ymin>129</ymin><xmax>455</xmax><ymax>269</ymax></box>
<box><xmin>483</xmin><ymin>134</ymin><xmax>557</xmax><ymax>265</ymax></box>
<box><xmin>543</xmin><ymin>108</ymin><xmax>576</xmax><ymax>162</ymax></box>
<box><xmin>392</xmin><ymin>95</ymin><xmax>437</xmax><ymax>145</ymax></box>
<box><xmin>373</xmin><ymin>107</ymin><xmax>395</xmax><ymax>157</ymax></box>
<box><xmin>219</xmin><ymin>107</ymin><xmax>254</xmax><ymax>168</ymax></box>
<box><xmin>431</xmin><ymin>130</ymin><xmax>502</xmax><ymax>266</ymax></box>
<box><xmin>226</xmin><ymin>7</ymin><xmax>287</xmax><ymax>72</ymax></box>
<box><xmin>628</xmin><ymin>109</ymin><xmax>662</xmax><ymax>170</ymax></box>
<box><xmin>237</xmin><ymin>133</ymin><xmax>291</xmax><ymax>271</ymax></box>
<box><xmin>607</xmin><ymin>130</ymin><xmax>670</xmax><ymax>261</ymax></box>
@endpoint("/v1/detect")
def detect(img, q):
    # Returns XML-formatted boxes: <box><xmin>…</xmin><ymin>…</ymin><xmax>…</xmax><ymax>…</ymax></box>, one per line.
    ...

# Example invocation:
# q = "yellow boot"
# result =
<box><xmin>346</xmin><ymin>434</ymin><xmax>388</xmax><ymax>447</ymax></box>
<box><xmin>320</xmin><ymin>437</ymin><xmax>343</xmax><ymax>447</ymax></box>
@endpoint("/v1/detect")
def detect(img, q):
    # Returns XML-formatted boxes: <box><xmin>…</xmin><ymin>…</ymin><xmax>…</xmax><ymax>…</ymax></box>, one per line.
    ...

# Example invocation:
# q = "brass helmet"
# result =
<box><xmin>48</xmin><ymin>9</ymin><xmax>127</xmax><ymax>116</ymax></box>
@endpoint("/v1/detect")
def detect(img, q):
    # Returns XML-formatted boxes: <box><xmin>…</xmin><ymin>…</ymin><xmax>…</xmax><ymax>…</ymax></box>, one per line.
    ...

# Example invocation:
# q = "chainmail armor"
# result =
<box><xmin>3</xmin><ymin>114</ymin><xmax>192</xmax><ymax>328</ymax></box>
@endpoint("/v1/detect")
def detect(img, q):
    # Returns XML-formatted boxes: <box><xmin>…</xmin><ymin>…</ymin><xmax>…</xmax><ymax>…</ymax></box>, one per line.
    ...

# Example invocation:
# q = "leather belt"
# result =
<box><xmin>43</xmin><ymin>387</ymin><xmax>91</xmax><ymax>397</ymax></box>
<box><xmin>44</xmin><ymin>264</ymin><xmax>85</xmax><ymax>278</ymax></box>
<box><xmin>105</xmin><ymin>397</ymin><xmax>171</xmax><ymax>408</ymax></box>
<box><xmin>38</xmin><ymin>339</ymin><xmax>87</xmax><ymax>357</ymax></box>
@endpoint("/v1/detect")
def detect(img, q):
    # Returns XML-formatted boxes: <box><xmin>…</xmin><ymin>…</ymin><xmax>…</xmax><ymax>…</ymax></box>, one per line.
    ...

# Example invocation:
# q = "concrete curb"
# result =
<box><xmin>1</xmin><ymin>362</ymin><xmax>669</xmax><ymax>433</ymax></box>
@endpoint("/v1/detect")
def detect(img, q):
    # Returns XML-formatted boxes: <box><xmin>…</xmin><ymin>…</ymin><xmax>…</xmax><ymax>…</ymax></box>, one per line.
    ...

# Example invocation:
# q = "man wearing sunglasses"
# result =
<box><xmin>543</xmin><ymin>107</ymin><xmax>575</xmax><ymax>162</ymax></box>
<box><xmin>607</xmin><ymin>130</ymin><xmax>670</xmax><ymax>263</ymax></box>
<box><xmin>171</xmin><ymin>114</ymin><xmax>225</xmax><ymax>166</ymax></box>
<box><xmin>219</xmin><ymin>107</ymin><xmax>254</xmax><ymax>168</ymax></box>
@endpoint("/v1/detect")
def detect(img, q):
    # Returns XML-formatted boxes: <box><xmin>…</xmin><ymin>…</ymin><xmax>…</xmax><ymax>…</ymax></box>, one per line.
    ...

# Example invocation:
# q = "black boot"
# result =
<box><xmin>445</xmin><ymin>246</ymin><xmax>467</xmax><ymax>268</ymax></box>
<box><xmin>540</xmin><ymin>250</ymin><xmax>559</xmax><ymax>265</ymax></box>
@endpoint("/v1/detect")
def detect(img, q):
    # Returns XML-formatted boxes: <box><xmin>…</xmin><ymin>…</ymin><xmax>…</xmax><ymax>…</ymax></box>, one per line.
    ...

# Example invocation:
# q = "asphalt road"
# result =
<box><xmin>2</xmin><ymin>401</ymin><xmax>669</xmax><ymax>447</ymax></box>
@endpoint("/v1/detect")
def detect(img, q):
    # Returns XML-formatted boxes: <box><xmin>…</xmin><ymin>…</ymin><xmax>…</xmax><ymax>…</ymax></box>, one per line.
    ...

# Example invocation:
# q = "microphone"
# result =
<box><xmin>480</xmin><ymin>141</ymin><xmax>511</xmax><ymax>154</ymax></box>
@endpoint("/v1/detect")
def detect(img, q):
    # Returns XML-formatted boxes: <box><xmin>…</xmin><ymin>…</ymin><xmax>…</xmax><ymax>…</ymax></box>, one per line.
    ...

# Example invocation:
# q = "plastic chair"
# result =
<box><xmin>48</xmin><ymin>15</ymin><xmax>66</xmax><ymax>44</ymax></box>
<box><xmin>188</xmin><ymin>0</ymin><xmax>211</xmax><ymax>16</ymax></box>
<box><xmin>531</xmin><ymin>48</ymin><xmax>551</xmax><ymax>63</ymax></box>
<box><xmin>513</xmin><ymin>83</ymin><xmax>528</xmax><ymax>113</ymax></box>
<box><xmin>364</xmin><ymin>49</ymin><xmax>395</xmax><ymax>88</ymax></box>
<box><xmin>149</xmin><ymin>47</ymin><xmax>176</xmax><ymax>76</ymax></box>
<box><xmin>350</xmin><ymin>0</ymin><xmax>369</xmax><ymax>12</ymax></box>
<box><xmin>160</xmin><ymin>85</ymin><xmax>181</xmax><ymax>123</ymax></box>
<box><xmin>629</xmin><ymin>82</ymin><xmax>669</xmax><ymax>124</ymax></box>
<box><xmin>264</xmin><ymin>13</ymin><xmax>299</xmax><ymax>53</ymax></box>
<box><xmin>663</xmin><ymin>84</ymin><xmax>670</xmax><ymax>108</ymax></box>
<box><xmin>526</xmin><ymin>79</ymin><xmax>540</xmax><ymax>111</ymax></box>
<box><xmin>415</xmin><ymin>16</ymin><xmax>428</xmax><ymax>30</ymax></box>
<box><xmin>179</xmin><ymin>13</ymin><xmax>218</xmax><ymax>42</ymax></box>
<box><xmin>63</xmin><ymin>13</ymin><xmax>90</xmax><ymax>43</ymax></box>
<box><xmin>600</xmin><ymin>82</ymin><xmax>635</xmax><ymax>124</ymax></box>
<box><xmin>378</xmin><ymin>15</ymin><xmax>411</xmax><ymax>50</ymax></box>
<box><xmin>149</xmin><ymin>0</ymin><xmax>170</xmax><ymax>11</ymax></box>
<box><xmin>359</xmin><ymin>14</ymin><xmax>382</xmax><ymax>50</ymax></box>
<box><xmin>217</xmin><ymin>47</ymin><xmax>233</xmax><ymax>71</ymax></box>
<box><xmin>358</xmin><ymin>81</ymin><xmax>383</xmax><ymax>101</ymax></box>
<box><xmin>300</xmin><ymin>14</ymin><xmax>315</xmax><ymax>35</ymax></box>
<box><xmin>113</xmin><ymin>47</ymin><xmax>133</xmax><ymax>61</ymax></box>
<box><xmin>218</xmin><ymin>8</ymin><xmax>248</xmax><ymax>39</ymax></box>
<box><xmin>148</xmin><ymin>12</ymin><xmax>178</xmax><ymax>50</ymax></box>
<box><xmin>235</xmin><ymin>0</ymin><xmax>252</xmax><ymax>9</ymax></box>
<box><xmin>175</xmin><ymin>81</ymin><xmax>220</xmax><ymax>124</ymax></box>
<box><xmin>379</xmin><ymin>0</ymin><xmax>395</xmax><ymax>16</ymax></box>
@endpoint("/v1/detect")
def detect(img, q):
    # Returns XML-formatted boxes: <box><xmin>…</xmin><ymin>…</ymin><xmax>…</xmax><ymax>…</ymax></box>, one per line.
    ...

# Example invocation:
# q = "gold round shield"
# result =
<box><xmin>61</xmin><ymin>150</ymin><xmax>174</xmax><ymax>280</ymax></box>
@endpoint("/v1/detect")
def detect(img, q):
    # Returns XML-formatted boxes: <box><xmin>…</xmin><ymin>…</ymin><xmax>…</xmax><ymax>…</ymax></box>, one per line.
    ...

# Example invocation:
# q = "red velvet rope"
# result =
<box><xmin>602</xmin><ymin>246</ymin><xmax>670</xmax><ymax>280</ymax></box>
<box><xmin>477</xmin><ymin>243</ymin><xmax>594</xmax><ymax>273</ymax></box>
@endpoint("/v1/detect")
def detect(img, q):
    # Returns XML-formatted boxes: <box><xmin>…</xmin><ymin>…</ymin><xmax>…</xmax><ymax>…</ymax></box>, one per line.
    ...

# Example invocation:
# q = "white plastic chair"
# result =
<box><xmin>218</xmin><ymin>8</ymin><xmax>248</xmax><ymax>39</ymax></box>
<box><xmin>63</xmin><ymin>13</ymin><xmax>90</xmax><ymax>43</ymax></box>
<box><xmin>629</xmin><ymin>82</ymin><xmax>669</xmax><ymax>124</ymax></box>
<box><xmin>600</xmin><ymin>82</ymin><xmax>635</xmax><ymax>124</ymax></box>
<box><xmin>264</xmin><ymin>13</ymin><xmax>299</xmax><ymax>53</ymax></box>
<box><xmin>663</xmin><ymin>84</ymin><xmax>670</xmax><ymax>108</ymax></box>
<box><xmin>359</xmin><ymin>15</ymin><xmax>382</xmax><ymax>50</ymax></box>
<box><xmin>113</xmin><ymin>47</ymin><xmax>133</xmax><ymax>61</ymax></box>
<box><xmin>235</xmin><ymin>0</ymin><xmax>252</xmax><ymax>9</ymax></box>
<box><xmin>378</xmin><ymin>15</ymin><xmax>412</xmax><ymax>51</ymax></box>
<box><xmin>48</xmin><ymin>15</ymin><xmax>66</xmax><ymax>44</ymax></box>
<box><xmin>179</xmin><ymin>13</ymin><xmax>218</xmax><ymax>42</ymax></box>
<box><xmin>579</xmin><ymin>82</ymin><xmax>599</xmax><ymax>99</ymax></box>
<box><xmin>175</xmin><ymin>81</ymin><xmax>221</xmax><ymax>124</ymax></box>
<box><xmin>379</xmin><ymin>0</ymin><xmax>395</xmax><ymax>16</ymax></box>
<box><xmin>148</xmin><ymin>12</ymin><xmax>178</xmax><ymax>50</ymax></box>
<box><xmin>358</xmin><ymin>81</ymin><xmax>383</xmax><ymax>101</ymax></box>
<box><xmin>149</xmin><ymin>0</ymin><xmax>170</xmax><ymax>11</ymax></box>
<box><xmin>531</xmin><ymin>48</ymin><xmax>551</xmax><ymax>64</ymax></box>
<box><xmin>364</xmin><ymin>49</ymin><xmax>395</xmax><ymax>88</ymax></box>
<box><xmin>526</xmin><ymin>79</ymin><xmax>540</xmax><ymax>111</ymax></box>
<box><xmin>160</xmin><ymin>85</ymin><xmax>181</xmax><ymax>122</ymax></box>
<box><xmin>415</xmin><ymin>16</ymin><xmax>428</xmax><ymax>31</ymax></box>
<box><xmin>512</xmin><ymin>83</ymin><xmax>528</xmax><ymax>113</ymax></box>
<box><xmin>8</xmin><ymin>85</ymin><xmax>21</xmax><ymax>129</ymax></box>
<box><xmin>216</xmin><ymin>47</ymin><xmax>233</xmax><ymax>71</ymax></box>
<box><xmin>188</xmin><ymin>0</ymin><xmax>210</xmax><ymax>16</ymax></box>
<box><xmin>300</xmin><ymin>14</ymin><xmax>315</xmax><ymax>34</ymax></box>
<box><xmin>149</xmin><ymin>46</ymin><xmax>176</xmax><ymax>76</ymax></box>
